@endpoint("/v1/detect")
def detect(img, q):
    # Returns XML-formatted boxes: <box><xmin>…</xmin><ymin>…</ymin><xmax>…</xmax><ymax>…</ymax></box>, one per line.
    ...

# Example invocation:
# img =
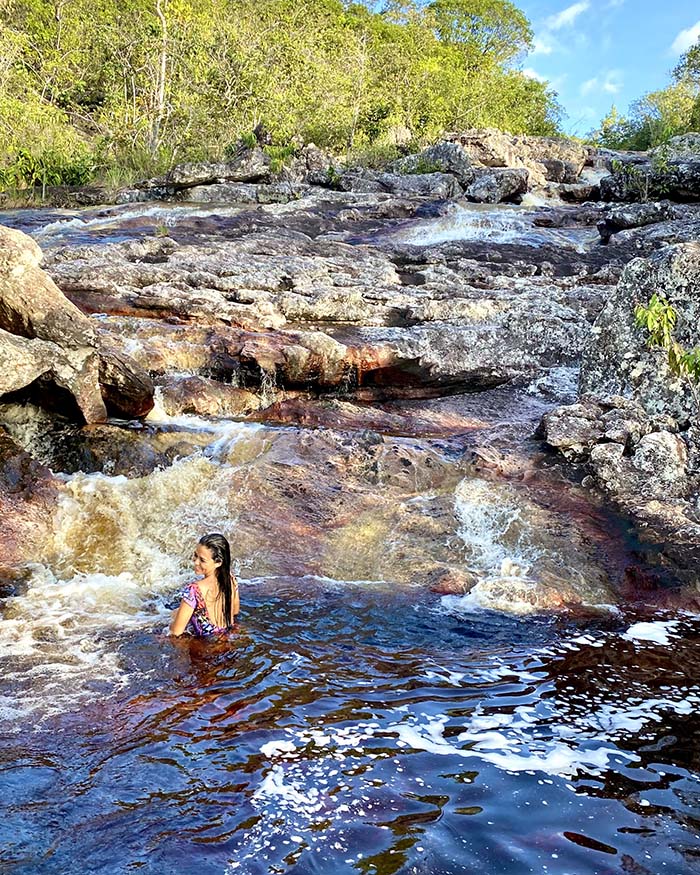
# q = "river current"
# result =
<box><xmin>1</xmin><ymin>202</ymin><xmax>699</xmax><ymax>875</ymax></box>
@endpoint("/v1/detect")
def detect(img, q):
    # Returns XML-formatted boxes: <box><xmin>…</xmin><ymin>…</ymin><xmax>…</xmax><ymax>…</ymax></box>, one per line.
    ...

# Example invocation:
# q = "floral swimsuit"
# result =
<box><xmin>180</xmin><ymin>582</ymin><xmax>228</xmax><ymax>637</ymax></box>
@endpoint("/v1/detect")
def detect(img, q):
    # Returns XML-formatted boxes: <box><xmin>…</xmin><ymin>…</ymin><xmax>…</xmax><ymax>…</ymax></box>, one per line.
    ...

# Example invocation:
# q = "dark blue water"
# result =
<box><xmin>3</xmin><ymin>580</ymin><xmax>699</xmax><ymax>875</ymax></box>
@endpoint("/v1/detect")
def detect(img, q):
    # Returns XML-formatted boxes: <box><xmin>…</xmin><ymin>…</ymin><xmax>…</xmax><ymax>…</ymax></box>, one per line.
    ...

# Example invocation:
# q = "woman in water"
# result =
<box><xmin>170</xmin><ymin>533</ymin><xmax>240</xmax><ymax>636</ymax></box>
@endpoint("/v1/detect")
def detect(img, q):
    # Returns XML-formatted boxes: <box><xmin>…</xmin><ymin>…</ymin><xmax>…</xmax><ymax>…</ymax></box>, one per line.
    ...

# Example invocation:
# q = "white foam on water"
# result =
<box><xmin>454</xmin><ymin>478</ymin><xmax>538</xmax><ymax>575</ymax></box>
<box><xmin>255</xmin><ymin>765</ymin><xmax>325</xmax><ymax>813</ymax></box>
<box><xmin>442</xmin><ymin>478</ymin><xmax>568</xmax><ymax>615</ymax></box>
<box><xmin>393</xmin><ymin>202</ymin><xmax>595</xmax><ymax>250</ymax></box>
<box><xmin>260</xmin><ymin>739</ymin><xmax>298</xmax><ymax>758</ymax></box>
<box><xmin>593</xmin><ymin>696</ymin><xmax>696</xmax><ymax>733</ymax></box>
<box><xmin>386</xmin><ymin>712</ymin><xmax>633</xmax><ymax>776</ymax></box>
<box><xmin>397</xmin><ymin>203</ymin><xmax>535</xmax><ymax>246</ymax></box>
<box><xmin>0</xmin><ymin>562</ymin><xmax>174</xmax><ymax>722</ymax></box>
<box><xmin>31</xmin><ymin>203</ymin><xmax>245</xmax><ymax>245</ymax></box>
<box><xmin>622</xmin><ymin>620</ymin><xmax>681</xmax><ymax>645</ymax></box>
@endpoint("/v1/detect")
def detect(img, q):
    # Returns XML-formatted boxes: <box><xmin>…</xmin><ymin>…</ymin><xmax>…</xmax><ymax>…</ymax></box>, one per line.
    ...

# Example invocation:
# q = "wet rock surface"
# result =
<box><xmin>0</xmin><ymin>427</ymin><xmax>59</xmax><ymax>566</ymax></box>
<box><xmin>540</xmin><ymin>242</ymin><xmax>700</xmax><ymax>574</ymax></box>
<box><xmin>4</xmin><ymin>133</ymin><xmax>700</xmax><ymax>603</ymax></box>
<box><xmin>0</xmin><ymin>224</ymin><xmax>155</xmax><ymax>423</ymax></box>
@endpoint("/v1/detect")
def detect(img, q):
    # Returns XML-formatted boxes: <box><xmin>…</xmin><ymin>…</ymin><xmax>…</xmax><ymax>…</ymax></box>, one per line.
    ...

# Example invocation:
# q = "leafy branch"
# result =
<box><xmin>634</xmin><ymin>293</ymin><xmax>700</xmax><ymax>412</ymax></box>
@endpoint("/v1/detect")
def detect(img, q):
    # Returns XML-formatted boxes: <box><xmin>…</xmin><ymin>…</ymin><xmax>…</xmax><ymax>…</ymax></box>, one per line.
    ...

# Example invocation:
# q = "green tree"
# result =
<box><xmin>0</xmin><ymin>0</ymin><xmax>563</xmax><ymax>190</ymax></box>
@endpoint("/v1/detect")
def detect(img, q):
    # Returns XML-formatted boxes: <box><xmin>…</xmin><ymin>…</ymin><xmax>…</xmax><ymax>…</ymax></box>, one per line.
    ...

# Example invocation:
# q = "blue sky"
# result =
<box><xmin>515</xmin><ymin>1</ymin><xmax>700</xmax><ymax>134</ymax></box>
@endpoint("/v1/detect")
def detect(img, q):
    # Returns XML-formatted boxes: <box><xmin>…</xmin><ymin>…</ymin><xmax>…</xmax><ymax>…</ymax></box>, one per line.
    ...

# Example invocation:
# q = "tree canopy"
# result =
<box><xmin>0</xmin><ymin>0</ymin><xmax>562</xmax><ymax>188</ymax></box>
<box><xmin>591</xmin><ymin>38</ymin><xmax>700</xmax><ymax>150</ymax></box>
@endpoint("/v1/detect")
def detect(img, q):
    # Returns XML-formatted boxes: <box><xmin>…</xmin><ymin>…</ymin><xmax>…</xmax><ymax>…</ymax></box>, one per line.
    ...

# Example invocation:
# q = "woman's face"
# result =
<box><xmin>193</xmin><ymin>544</ymin><xmax>220</xmax><ymax>578</ymax></box>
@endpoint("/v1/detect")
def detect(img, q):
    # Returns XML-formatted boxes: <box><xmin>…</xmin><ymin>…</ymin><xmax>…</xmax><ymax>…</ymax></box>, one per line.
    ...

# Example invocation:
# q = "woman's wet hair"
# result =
<box><xmin>199</xmin><ymin>532</ymin><xmax>234</xmax><ymax>628</ymax></box>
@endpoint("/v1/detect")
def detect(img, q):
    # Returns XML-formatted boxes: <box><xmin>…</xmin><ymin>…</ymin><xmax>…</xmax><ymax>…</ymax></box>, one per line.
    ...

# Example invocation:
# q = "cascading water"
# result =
<box><xmin>1</xmin><ymin>201</ymin><xmax>699</xmax><ymax>875</ymax></box>
<box><xmin>393</xmin><ymin>201</ymin><xmax>598</xmax><ymax>250</ymax></box>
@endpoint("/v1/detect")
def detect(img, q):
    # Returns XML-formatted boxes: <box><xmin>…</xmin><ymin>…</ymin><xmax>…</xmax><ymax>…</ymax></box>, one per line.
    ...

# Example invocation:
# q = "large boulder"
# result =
<box><xmin>0</xmin><ymin>225</ymin><xmax>107</xmax><ymax>422</ymax></box>
<box><xmin>391</xmin><ymin>142</ymin><xmax>477</xmax><ymax>187</ymax></box>
<box><xmin>580</xmin><ymin>242</ymin><xmax>700</xmax><ymax>422</ymax></box>
<box><xmin>181</xmin><ymin>181</ymin><xmax>309</xmax><ymax>204</ymax></box>
<box><xmin>0</xmin><ymin>225</ymin><xmax>154</xmax><ymax>422</ymax></box>
<box><xmin>284</xmin><ymin>143</ymin><xmax>342</xmax><ymax>186</ymax></box>
<box><xmin>0</xmin><ymin>225</ymin><xmax>99</xmax><ymax>350</ymax></box>
<box><xmin>589</xmin><ymin>430</ymin><xmax>688</xmax><ymax>501</ymax></box>
<box><xmin>137</xmin><ymin>146</ymin><xmax>273</xmax><ymax>193</ymax></box>
<box><xmin>600</xmin><ymin>158</ymin><xmax>700</xmax><ymax>203</ymax></box>
<box><xmin>597</xmin><ymin>200</ymin><xmax>676</xmax><ymax>242</ymax></box>
<box><xmin>442</xmin><ymin>129</ymin><xmax>587</xmax><ymax>189</ymax></box>
<box><xmin>465</xmin><ymin>168</ymin><xmax>528</xmax><ymax>204</ymax></box>
<box><xmin>446</xmin><ymin>128</ymin><xmax>524</xmax><ymax>169</ymax></box>
<box><xmin>0</xmin><ymin>328</ymin><xmax>106</xmax><ymax>421</ymax></box>
<box><xmin>540</xmin><ymin>243</ymin><xmax>700</xmax><ymax>562</ymax></box>
<box><xmin>338</xmin><ymin>168</ymin><xmax>462</xmax><ymax>199</ymax></box>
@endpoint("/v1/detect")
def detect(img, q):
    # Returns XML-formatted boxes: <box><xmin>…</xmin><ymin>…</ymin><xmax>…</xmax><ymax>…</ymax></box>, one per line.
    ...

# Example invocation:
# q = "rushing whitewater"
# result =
<box><xmin>393</xmin><ymin>202</ymin><xmax>597</xmax><ymax>250</ymax></box>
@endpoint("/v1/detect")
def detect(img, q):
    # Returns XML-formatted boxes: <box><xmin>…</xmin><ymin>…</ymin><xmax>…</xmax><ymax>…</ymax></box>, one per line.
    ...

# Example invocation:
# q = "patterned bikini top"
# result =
<box><xmin>180</xmin><ymin>582</ymin><xmax>228</xmax><ymax>637</ymax></box>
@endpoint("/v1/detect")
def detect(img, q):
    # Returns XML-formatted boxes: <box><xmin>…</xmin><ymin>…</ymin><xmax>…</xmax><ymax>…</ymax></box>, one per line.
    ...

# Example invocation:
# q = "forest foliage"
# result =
<box><xmin>0</xmin><ymin>0</ymin><xmax>562</xmax><ymax>189</ymax></box>
<box><xmin>591</xmin><ymin>39</ymin><xmax>700</xmax><ymax>151</ymax></box>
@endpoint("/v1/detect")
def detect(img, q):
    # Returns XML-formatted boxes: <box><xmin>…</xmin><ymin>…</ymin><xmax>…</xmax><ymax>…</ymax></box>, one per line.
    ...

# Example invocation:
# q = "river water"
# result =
<box><xmin>1</xmin><ymin>202</ymin><xmax>699</xmax><ymax>875</ymax></box>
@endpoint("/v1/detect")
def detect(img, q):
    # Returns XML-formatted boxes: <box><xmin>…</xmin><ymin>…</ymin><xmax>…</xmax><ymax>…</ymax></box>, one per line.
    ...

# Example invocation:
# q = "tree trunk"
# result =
<box><xmin>151</xmin><ymin>0</ymin><xmax>168</xmax><ymax>154</ymax></box>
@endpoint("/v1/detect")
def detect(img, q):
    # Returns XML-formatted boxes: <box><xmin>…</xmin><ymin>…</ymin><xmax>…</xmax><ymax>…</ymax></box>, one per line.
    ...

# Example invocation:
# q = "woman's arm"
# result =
<box><xmin>232</xmin><ymin>575</ymin><xmax>240</xmax><ymax>617</ymax></box>
<box><xmin>170</xmin><ymin>600</ymin><xmax>195</xmax><ymax>636</ymax></box>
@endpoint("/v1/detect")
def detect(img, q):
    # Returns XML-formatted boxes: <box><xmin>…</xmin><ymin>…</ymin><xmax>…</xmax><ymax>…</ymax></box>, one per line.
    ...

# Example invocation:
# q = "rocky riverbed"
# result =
<box><xmin>1</xmin><ymin>129</ymin><xmax>700</xmax><ymax>607</ymax></box>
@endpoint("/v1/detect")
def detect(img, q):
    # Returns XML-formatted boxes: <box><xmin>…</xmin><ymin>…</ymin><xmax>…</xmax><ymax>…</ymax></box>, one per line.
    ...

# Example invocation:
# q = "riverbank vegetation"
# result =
<box><xmin>0</xmin><ymin>0</ymin><xmax>561</xmax><ymax>192</ymax></box>
<box><xmin>592</xmin><ymin>39</ymin><xmax>700</xmax><ymax>150</ymax></box>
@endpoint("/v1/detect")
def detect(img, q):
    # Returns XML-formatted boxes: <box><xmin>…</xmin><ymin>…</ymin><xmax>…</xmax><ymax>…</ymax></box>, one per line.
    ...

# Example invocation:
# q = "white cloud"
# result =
<box><xmin>671</xmin><ymin>20</ymin><xmax>700</xmax><ymax>55</ymax></box>
<box><xmin>580</xmin><ymin>70</ymin><xmax>623</xmax><ymax>96</ymax></box>
<box><xmin>522</xmin><ymin>68</ymin><xmax>547</xmax><ymax>82</ymax></box>
<box><xmin>546</xmin><ymin>2</ymin><xmax>590</xmax><ymax>31</ymax></box>
<box><xmin>532</xmin><ymin>35</ymin><xmax>555</xmax><ymax>56</ymax></box>
<box><xmin>580</xmin><ymin>77</ymin><xmax>597</xmax><ymax>96</ymax></box>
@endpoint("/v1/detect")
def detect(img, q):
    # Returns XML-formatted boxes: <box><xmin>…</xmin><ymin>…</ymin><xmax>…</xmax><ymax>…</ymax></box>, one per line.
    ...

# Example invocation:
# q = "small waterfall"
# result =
<box><xmin>0</xmin><ymin>414</ymin><xmax>267</xmax><ymax>721</ymax></box>
<box><xmin>442</xmin><ymin>478</ymin><xmax>583</xmax><ymax>615</ymax></box>
<box><xmin>395</xmin><ymin>202</ymin><xmax>596</xmax><ymax>250</ymax></box>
